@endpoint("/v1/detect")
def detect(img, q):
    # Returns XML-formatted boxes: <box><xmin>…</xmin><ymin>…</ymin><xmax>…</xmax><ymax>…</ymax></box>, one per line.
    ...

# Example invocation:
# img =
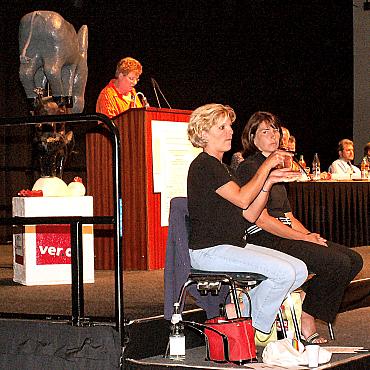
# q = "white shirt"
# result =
<box><xmin>328</xmin><ymin>158</ymin><xmax>361</xmax><ymax>175</ymax></box>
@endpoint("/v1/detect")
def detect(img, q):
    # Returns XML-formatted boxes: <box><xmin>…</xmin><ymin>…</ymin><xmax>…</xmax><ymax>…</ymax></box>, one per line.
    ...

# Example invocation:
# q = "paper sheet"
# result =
<box><xmin>323</xmin><ymin>346</ymin><xmax>370</xmax><ymax>354</ymax></box>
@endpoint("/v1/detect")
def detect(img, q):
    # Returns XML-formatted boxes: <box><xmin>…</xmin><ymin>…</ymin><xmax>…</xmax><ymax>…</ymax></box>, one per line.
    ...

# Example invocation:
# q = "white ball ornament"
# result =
<box><xmin>32</xmin><ymin>176</ymin><xmax>68</xmax><ymax>197</ymax></box>
<box><xmin>67</xmin><ymin>177</ymin><xmax>86</xmax><ymax>196</ymax></box>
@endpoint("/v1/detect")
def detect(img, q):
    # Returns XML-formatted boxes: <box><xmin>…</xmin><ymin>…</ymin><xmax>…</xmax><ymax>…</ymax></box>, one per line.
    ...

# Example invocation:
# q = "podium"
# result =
<box><xmin>86</xmin><ymin>107</ymin><xmax>192</xmax><ymax>270</ymax></box>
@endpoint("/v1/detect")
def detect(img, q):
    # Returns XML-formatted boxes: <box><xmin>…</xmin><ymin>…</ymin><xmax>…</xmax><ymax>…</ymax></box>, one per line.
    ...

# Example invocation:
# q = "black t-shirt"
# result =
<box><xmin>236</xmin><ymin>152</ymin><xmax>291</xmax><ymax>229</ymax></box>
<box><xmin>187</xmin><ymin>152</ymin><xmax>247</xmax><ymax>250</ymax></box>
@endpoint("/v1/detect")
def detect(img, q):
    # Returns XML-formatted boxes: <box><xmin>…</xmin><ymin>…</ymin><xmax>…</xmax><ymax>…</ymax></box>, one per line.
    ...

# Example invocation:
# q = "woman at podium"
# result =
<box><xmin>96</xmin><ymin>56</ymin><xmax>143</xmax><ymax>118</ymax></box>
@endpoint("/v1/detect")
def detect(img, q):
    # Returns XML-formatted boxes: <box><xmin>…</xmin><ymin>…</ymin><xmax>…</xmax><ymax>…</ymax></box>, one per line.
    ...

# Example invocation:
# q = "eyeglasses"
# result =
<box><xmin>127</xmin><ymin>75</ymin><xmax>139</xmax><ymax>83</ymax></box>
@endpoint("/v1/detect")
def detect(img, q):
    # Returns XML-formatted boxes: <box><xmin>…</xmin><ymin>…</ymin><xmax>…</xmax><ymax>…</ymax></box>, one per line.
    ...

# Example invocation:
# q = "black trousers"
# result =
<box><xmin>247</xmin><ymin>231</ymin><xmax>363</xmax><ymax>323</ymax></box>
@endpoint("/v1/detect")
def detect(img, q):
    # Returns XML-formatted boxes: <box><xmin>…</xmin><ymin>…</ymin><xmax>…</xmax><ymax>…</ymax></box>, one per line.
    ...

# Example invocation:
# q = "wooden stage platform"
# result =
<box><xmin>0</xmin><ymin>244</ymin><xmax>369</xmax><ymax>369</ymax></box>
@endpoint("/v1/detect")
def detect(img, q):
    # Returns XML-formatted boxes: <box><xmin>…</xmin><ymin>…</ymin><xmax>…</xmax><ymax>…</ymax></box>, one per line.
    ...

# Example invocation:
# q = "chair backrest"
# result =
<box><xmin>168</xmin><ymin>197</ymin><xmax>190</xmax><ymax>265</ymax></box>
<box><xmin>164</xmin><ymin>197</ymin><xmax>191</xmax><ymax>319</ymax></box>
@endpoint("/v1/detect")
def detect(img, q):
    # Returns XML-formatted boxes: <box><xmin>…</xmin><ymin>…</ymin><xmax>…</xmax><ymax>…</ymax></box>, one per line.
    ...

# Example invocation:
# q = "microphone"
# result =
<box><xmin>150</xmin><ymin>77</ymin><xmax>172</xmax><ymax>109</ymax></box>
<box><xmin>135</xmin><ymin>92</ymin><xmax>149</xmax><ymax>108</ymax></box>
<box><xmin>151</xmin><ymin>78</ymin><xmax>161</xmax><ymax>108</ymax></box>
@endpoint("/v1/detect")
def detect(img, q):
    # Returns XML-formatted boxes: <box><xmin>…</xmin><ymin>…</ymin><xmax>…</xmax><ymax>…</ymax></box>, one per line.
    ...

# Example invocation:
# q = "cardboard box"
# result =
<box><xmin>12</xmin><ymin>196</ymin><xmax>94</xmax><ymax>285</ymax></box>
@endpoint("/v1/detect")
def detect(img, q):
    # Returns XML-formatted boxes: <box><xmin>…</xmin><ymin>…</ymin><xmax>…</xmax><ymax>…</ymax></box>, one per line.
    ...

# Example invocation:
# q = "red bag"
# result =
<box><xmin>204</xmin><ymin>316</ymin><xmax>257</xmax><ymax>364</ymax></box>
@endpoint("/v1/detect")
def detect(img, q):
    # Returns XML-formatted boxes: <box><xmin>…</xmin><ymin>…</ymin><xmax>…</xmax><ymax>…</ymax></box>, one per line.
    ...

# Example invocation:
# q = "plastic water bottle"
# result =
<box><xmin>312</xmin><ymin>153</ymin><xmax>321</xmax><ymax>180</ymax></box>
<box><xmin>169</xmin><ymin>303</ymin><xmax>185</xmax><ymax>360</ymax></box>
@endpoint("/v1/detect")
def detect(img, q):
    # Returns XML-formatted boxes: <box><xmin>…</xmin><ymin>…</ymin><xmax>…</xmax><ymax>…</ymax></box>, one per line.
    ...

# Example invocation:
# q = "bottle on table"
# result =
<box><xmin>298</xmin><ymin>155</ymin><xmax>306</xmax><ymax>170</ymax></box>
<box><xmin>312</xmin><ymin>153</ymin><xmax>321</xmax><ymax>180</ymax></box>
<box><xmin>360</xmin><ymin>157</ymin><xmax>369</xmax><ymax>179</ymax></box>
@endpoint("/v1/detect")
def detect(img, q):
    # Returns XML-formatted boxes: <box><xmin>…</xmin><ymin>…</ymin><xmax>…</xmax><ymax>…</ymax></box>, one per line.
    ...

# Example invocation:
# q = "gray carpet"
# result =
<box><xmin>0</xmin><ymin>244</ymin><xmax>369</xmax><ymax>349</ymax></box>
<box><xmin>1</xmin><ymin>245</ymin><xmax>369</xmax><ymax>317</ymax></box>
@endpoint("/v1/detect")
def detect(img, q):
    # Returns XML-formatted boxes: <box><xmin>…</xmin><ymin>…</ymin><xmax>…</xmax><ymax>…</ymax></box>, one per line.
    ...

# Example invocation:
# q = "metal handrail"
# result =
<box><xmin>0</xmin><ymin>113</ymin><xmax>125</xmax><ymax>346</ymax></box>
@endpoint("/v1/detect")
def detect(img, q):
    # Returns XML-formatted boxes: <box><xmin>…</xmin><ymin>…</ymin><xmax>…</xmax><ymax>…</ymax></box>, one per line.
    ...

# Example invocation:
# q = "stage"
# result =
<box><xmin>0</xmin><ymin>244</ymin><xmax>369</xmax><ymax>369</ymax></box>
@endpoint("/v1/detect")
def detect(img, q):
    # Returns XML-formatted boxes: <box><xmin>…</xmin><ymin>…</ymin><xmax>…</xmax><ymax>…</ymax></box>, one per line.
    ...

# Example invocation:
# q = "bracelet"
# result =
<box><xmin>261</xmin><ymin>188</ymin><xmax>269</xmax><ymax>193</ymax></box>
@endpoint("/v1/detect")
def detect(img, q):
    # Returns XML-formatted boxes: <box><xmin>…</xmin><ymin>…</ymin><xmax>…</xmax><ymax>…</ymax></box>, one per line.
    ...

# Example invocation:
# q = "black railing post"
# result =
<box><xmin>0</xmin><ymin>113</ymin><xmax>124</xmax><ymax>350</ymax></box>
<box><xmin>70</xmin><ymin>221</ymin><xmax>84</xmax><ymax>326</ymax></box>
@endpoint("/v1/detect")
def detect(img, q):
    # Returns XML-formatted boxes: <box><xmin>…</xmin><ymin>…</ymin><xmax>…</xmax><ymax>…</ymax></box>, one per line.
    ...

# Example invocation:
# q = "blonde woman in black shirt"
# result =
<box><xmin>187</xmin><ymin>103</ymin><xmax>308</xmax><ymax>335</ymax></box>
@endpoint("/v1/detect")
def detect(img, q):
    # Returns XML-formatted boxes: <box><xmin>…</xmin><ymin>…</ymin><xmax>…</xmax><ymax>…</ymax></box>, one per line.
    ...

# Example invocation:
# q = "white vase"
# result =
<box><xmin>32</xmin><ymin>176</ymin><xmax>69</xmax><ymax>197</ymax></box>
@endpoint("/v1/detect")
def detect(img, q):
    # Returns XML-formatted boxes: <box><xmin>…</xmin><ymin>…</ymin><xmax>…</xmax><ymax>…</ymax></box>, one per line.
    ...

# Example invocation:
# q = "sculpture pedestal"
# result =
<box><xmin>12</xmin><ymin>196</ymin><xmax>94</xmax><ymax>286</ymax></box>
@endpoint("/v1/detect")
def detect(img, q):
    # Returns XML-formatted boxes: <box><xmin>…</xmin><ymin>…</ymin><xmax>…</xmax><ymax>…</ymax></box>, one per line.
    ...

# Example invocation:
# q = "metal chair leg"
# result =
<box><xmin>277</xmin><ymin>308</ymin><xmax>287</xmax><ymax>338</ymax></box>
<box><xmin>285</xmin><ymin>293</ymin><xmax>301</xmax><ymax>341</ymax></box>
<box><xmin>328</xmin><ymin>322</ymin><xmax>335</xmax><ymax>340</ymax></box>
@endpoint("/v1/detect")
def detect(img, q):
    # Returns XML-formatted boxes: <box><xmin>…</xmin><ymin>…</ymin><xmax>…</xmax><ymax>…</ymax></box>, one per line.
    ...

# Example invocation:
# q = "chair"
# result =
<box><xmin>164</xmin><ymin>197</ymin><xmax>301</xmax><ymax>340</ymax></box>
<box><xmin>177</xmin><ymin>269</ymin><xmax>267</xmax><ymax>319</ymax></box>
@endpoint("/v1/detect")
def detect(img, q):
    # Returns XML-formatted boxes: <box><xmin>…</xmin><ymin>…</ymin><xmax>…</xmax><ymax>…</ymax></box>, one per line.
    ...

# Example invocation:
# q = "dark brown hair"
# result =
<box><xmin>364</xmin><ymin>142</ymin><xmax>370</xmax><ymax>157</ymax></box>
<box><xmin>241</xmin><ymin>111</ymin><xmax>281</xmax><ymax>157</ymax></box>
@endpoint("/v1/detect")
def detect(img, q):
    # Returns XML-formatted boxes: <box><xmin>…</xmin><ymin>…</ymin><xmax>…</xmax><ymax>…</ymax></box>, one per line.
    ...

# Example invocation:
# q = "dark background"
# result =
<box><xmin>0</xmin><ymin>0</ymin><xmax>354</xmax><ymax>167</ymax></box>
<box><xmin>0</xmin><ymin>0</ymin><xmax>356</xmax><ymax>243</ymax></box>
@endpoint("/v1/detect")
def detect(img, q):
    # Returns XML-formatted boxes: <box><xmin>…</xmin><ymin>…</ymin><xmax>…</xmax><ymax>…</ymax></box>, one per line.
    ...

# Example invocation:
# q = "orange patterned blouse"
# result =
<box><xmin>96</xmin><ymin>79</ymin><xmax>143</xmax><ymax>118</ymax></box>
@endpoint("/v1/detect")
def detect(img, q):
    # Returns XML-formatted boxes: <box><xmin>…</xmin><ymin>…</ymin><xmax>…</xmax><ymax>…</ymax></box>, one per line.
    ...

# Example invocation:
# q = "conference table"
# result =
<box><xmin>287</xmin><ymin>180</ymin><xmax>369</xmax><ymax>247</ymax></box>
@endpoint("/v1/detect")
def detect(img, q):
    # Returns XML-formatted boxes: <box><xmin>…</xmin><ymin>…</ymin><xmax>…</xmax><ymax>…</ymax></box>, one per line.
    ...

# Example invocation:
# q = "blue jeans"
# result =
<box><xmin>189</xmin><ymin>243</ymin><xmax>308</xmax><ymax>333</ymax></box>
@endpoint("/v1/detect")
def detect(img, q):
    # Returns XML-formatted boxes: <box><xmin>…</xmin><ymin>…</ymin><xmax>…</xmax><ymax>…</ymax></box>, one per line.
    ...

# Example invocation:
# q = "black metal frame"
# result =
<box><xmin>173</xmin><ymin>270</ymin><xmax>302</xmax><ymax>346</ymax></box>
<box><xmin>0</xmin><ymin>113</ymin><xmax>125</xmax><ymax>345</ymax></box>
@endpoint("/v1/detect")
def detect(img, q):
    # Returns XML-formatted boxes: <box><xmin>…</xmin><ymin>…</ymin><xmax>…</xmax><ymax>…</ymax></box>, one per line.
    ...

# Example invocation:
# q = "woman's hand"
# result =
<box><xmin>304</xmin><ymin>232</ymin><xmax>328</xmax><ymax>246</ymax></box>
<box><xmin>266</xmin><ymin>168</ymin><xmax>301</xmax><ymax>185</ymax></box>
<box><xmin>264</xmin><ymin>150</ymin><xmax>294</xmax><ymax>170</ymax></box>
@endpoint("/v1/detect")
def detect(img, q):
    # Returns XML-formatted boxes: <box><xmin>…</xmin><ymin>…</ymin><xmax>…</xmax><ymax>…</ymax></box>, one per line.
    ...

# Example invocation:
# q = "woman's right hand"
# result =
<box><xmin>265</xmin><ymin>150</ymin><xmax>294</xmax><ymax>170</ymax></box>
<box><xmin>267</xmin><ymin>167</ymin><xmax>301</xmax><ymax>185</ymax></box>
<box><xmin>304</xmin><ymin>232</ymin><xmax>328</xmax><ymax>246</ymax></box>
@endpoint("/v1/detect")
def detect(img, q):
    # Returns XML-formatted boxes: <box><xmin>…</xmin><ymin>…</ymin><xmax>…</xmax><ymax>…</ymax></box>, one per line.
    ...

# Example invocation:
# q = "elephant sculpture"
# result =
<box><xmin>19</xmin><ymin>11</ymin><xmax>88</xmax><ymax>113</ymax></box>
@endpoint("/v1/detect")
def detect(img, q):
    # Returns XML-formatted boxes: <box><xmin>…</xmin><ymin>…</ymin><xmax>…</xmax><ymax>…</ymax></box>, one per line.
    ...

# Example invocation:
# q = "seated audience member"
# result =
<box><xmin>236</xmin><ymin>111</ymin><xmax>363</xmax><ymax>343</ymax></box>
<box><xmin>96</xmin><ymin>57</ymin><xmax>143</xmax><ymax>118</ymax></box>
<box><xmin>363</xmin><ymin>142</ymin><xmax>370</xmax><ymax>162</ymax></box>
<box><xmin>288</xmin><ymin>135</ymin><xmax>296</xmax><ymax>153</ymax></box>
<box><xmin>187</xmin><ymin>103</ymin><xmax>308</xmax><ymax>335</ymax></box>
<box><xmin>280</xmin><ymin>126</ymin><xmax>290</xmax><ymax>150</ymax></box>
<box><xmin>328</xmin><ymin>139</ymin><xmax>361</xmax><ymax>176</ymax></box>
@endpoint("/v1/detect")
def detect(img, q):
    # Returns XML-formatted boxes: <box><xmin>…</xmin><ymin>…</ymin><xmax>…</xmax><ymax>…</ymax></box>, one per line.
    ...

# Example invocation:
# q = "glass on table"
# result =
<box><xmin>284</xmin><ymin>156</ymin><xmax>293</xmax><ymax>169</ymax></box>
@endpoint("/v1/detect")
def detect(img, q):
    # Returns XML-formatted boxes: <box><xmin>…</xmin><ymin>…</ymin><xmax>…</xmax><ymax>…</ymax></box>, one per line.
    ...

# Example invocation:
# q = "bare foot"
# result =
<box><xmin>301</xmin><ymin>310</ymin><xmax>328</xmax><ymax>344</ymax></box>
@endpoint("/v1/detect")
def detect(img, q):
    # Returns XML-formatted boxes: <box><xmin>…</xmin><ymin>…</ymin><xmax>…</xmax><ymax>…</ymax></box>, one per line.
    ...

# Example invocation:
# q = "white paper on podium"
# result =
<box><xmin>151</xmin><ymin>120</ymin><xmax>201</xmax><ymax>226</ymax></box>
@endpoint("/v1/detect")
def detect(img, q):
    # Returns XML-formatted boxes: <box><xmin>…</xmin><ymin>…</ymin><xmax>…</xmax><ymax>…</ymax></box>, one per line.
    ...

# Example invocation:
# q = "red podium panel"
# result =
<box><xmin>86</xmin><ymin>107</ymin><xmax>192</xmax><ymax>270</ymax></box>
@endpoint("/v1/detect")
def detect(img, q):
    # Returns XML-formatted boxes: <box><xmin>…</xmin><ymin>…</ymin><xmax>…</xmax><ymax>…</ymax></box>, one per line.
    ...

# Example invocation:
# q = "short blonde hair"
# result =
<box><xmin>115</xmin><ymin>57</ymin><xmax>142</xmax><ymax>78</ymax></box>
<box><xmin>338</xmin><ymin>139</ymin><xmax>353</xmax><ymax>152</ymax></box>
<box><xmin>188</xmin><ymin>103</ymin><xmax>236</xmax><ymax>148</ymax></box>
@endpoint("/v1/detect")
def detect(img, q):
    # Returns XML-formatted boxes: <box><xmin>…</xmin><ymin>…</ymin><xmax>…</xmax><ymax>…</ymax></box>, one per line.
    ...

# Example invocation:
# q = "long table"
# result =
<box><xmin>287</xmin><ymin>180</ymin><xmax>370</xmax><ymax>247</ymax></box>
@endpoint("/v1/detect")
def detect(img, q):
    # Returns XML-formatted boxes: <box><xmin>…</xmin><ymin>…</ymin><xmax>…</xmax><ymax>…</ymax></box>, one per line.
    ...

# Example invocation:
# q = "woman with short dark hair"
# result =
<box><xmin>237</xmin><ymin>111</ymin><xmax>363</xmax><ymax>343</ymax></box>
